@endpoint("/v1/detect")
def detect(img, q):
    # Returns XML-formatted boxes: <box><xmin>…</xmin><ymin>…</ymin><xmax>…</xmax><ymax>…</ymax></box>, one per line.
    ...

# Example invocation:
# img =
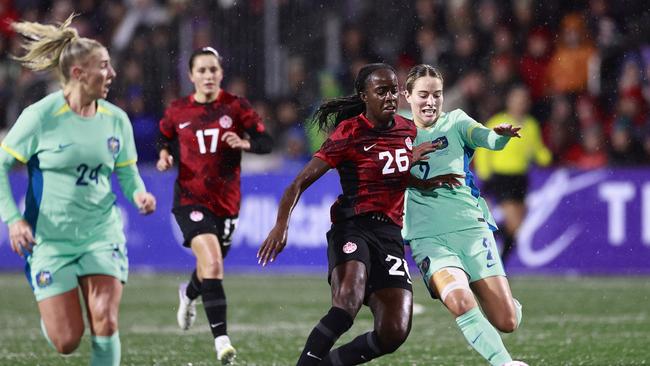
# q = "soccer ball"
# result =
<box><xmin>503</xmin><ymin>362</ymin><xmax>529</xmax><ymax>366</ymax></box>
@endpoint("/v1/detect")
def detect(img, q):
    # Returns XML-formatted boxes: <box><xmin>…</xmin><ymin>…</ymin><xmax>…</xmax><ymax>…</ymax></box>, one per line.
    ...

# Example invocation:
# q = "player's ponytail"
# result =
<box><xmin>313</xmin><ymin>63</ymin><xmax>396</xmax><ymax>132</ymax></box>
<box><xmin>11</xmin><ymin>13</ymin><xmax>104</xmax><ymax>84</ymax></box>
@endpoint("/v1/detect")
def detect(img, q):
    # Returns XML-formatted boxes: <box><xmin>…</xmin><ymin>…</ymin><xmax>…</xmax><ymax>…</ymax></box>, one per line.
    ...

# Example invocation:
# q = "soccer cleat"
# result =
<box><xmin>502</xmin><ymin>361</ymin><xmax>529</xmax><ymax>366</ymax></box>
<box><xmin>177</xmin><ymin>283</ymin><xmax>197</xmax><ymax>331</ymax></box>
<box><xmin>215</xmin><ymin>335</ymin><xmax>237</xmax><ymax>365</ymax></box>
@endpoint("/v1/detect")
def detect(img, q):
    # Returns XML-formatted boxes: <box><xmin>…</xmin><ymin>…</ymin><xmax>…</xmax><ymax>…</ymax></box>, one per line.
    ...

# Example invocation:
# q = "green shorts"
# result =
<box><xmin>409</xmin><ymin>227</ymin><xmax>505</xmax><ymax>298</ymax></box>
<box><xmin>27</xmin><ymin>241</ymin><xmax>129</xmax><ymax>302</ymax></box>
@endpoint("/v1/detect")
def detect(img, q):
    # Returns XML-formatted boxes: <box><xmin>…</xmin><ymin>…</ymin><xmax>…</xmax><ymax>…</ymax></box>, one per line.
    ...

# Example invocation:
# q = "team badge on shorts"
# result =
<box><xmin>189</xmin><ymin>210</ymin><xmax>204</xmax><ymax>222</ymax></box>
<box><xmin>35</xmin><ymin>271</ymin><xmax>53</xmax><ymax>288</ymax></box>
<box><xmin>219</xmin><ymin>115</ymin><xmax>233</xmax><ymax>129</ymax></box>
<box><xmin>405</xmin><ymin>136</ymin><xmax>413</xmax><ymax>150</ymax></box>
<box><xmin>342</xmin><ymin>241</ymin><xmax>357</xmax><ymax>254</ymax></box>
<box><xmin>107</xmin><ymin>137</ymin><xmax>121</xmax><ymax>155</ymax></box>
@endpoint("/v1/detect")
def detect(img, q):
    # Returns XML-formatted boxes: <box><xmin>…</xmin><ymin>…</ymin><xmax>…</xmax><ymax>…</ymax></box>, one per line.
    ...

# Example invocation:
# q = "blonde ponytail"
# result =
<box><xmin>12</xmin><ymin>13</ymin><xmax>104</xmax><ymax>84</ymax></box>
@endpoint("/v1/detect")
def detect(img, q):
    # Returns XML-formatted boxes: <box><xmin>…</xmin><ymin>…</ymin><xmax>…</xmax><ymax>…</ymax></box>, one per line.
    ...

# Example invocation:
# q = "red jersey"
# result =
<box><xmin>314</xmin><ymin>114</ymin><xmax>416</xmax><ymax>227</ymax></box>
<box><xmin>159</xmin><ymin>91</ymin><xmax>267</xmax><ymax>216</ymax></box>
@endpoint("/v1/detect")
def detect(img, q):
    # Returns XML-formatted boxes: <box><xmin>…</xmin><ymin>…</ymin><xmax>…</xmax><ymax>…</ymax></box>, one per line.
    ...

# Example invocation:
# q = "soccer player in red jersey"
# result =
<box><xmin>157</xmin><ymin>47</ymin><xmax>272</xmax><ymax>364</ymax></box>
<box><xmin>258</xmin><ymin>63</ymin><xmax>437</xmax><ymax>365</ymax></box>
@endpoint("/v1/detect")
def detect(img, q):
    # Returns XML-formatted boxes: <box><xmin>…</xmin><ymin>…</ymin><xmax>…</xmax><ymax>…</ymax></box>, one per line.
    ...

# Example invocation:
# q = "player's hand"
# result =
<box><xmin>156</xmin><ymin>150</ymin><xmax>174</xmax><ymax>171</ymax></box>
<box><xmin>422</xmin><ymin>173</ymin><xmax>465</xmax><ymax>190</ymax></box>
<box><xmin>221</xmin><ymin>131</ymin><xmax>251</xmax><ymax>150</ymax></box>
<box><xmin>257</xmin><ymin>224</ymin><xmax>288</xmax><ymax>266</ymax></box>
<box><xmin>135</xmin><ymin>192</ymin><xmax>156</xmax><ymax>215</ymax></box>
<box><xmin>493</xmin><ymin>123</ymin><xmax>521</xmax><ymax>138</ymax></box>
<box><xmin>411</xmin><ymin>141</ymin><xmax>441</xmax><ymax>164</ymax></box>
<box><xmin>9</xmin><ymin>219</ymin><xmax>35</xmax><ymax>257</ymax></box>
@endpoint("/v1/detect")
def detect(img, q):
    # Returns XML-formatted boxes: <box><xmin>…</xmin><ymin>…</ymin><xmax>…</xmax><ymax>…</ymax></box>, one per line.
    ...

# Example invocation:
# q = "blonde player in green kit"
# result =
<box><xmin>0</xmin><ymin>15</ymin><xmax>156</xmax><ymax>366</ymax></box>
<box><xmin>402</xmin><ymin>65</ymin><xmax>527</xmax><ymax>366</ymax></box>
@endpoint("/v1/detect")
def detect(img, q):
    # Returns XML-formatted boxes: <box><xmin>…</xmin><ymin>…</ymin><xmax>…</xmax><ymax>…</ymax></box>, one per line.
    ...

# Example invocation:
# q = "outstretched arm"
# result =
<box><xmin>257</xmin><ymin>157</ymin><xmax>330</xmax><ymax>266</ymax></box>
<box><xmin>469</xmin><ymin>123</ymin><xmax>520</xmax><ymax>151</ymax></box>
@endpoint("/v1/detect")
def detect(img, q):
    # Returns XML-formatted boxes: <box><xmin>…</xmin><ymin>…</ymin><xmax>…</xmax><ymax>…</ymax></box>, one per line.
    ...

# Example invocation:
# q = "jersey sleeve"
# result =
<box><xmin>115</xmin><ymin>163</ymin><xmax>146</xmax><ymax>206</ymax></box>
<box><xmin>238</xmin><ymin>97</ymin><xmax>266</xmax><ymax>133</ymax></box>
<box><xmin>454</xmin><ymin>109</ymin><xmax>510</xmax><ymax>151</ymax></box>
<box><xmin>159</xmin><ymin>106</ymin><xmax>176</xmax><ymax>140</ymax></box>
<box><xmin>313</xmin><ymin>125</ymin><xmax>350</xmax><ymax>168</ymax></box>
<box><xmin>115</xmin><ymin>111</ymin><xmax>139</xmax><ymax>168</ymax></box>
<box><xmin>1</xmin><ymin>106</ymin><xmax>41</xmax><ymax>164</ymax></box>
<box><xmin>238</xmin><ymin>97</ymin><xmax>273</xmax><ymax>154</ymax></box>
<box><xmin>114</xmin><ymin>110</ymin><xmax>147</xmax><ymax>205</ymax></box>
<box><xmin>0</xmin><ymin>107</ymin><xmax>41</xmax><ymax>224</ymax></box>
<box><xmin>0</xmin><ymin>152</ymin><xmax>21</xmax><ymax>224</ymax></box>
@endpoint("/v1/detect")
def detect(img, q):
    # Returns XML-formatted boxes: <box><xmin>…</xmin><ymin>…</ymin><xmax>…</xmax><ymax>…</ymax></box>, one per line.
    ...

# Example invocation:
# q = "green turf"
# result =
<box><xmin>1</xmin><ymin>273</ymin><xmax>649</xmax><ymax>365</ymax></box>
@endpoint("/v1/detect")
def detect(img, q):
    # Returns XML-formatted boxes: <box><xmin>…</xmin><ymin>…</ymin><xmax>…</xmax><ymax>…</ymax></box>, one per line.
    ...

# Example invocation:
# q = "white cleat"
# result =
<box><xmin>215</xmin><ymin>335</ymin><xmax>237</xmax><ymax>365</ymax></box>
<box><xmin>503</xmin><ymin>361</ymin><xmax>529</xmax><ymax>366</ymax></box>
<box><xmin>177</xmin><ymin>283</ymin><xmax>196</xmax><ymax>331</ymax></box>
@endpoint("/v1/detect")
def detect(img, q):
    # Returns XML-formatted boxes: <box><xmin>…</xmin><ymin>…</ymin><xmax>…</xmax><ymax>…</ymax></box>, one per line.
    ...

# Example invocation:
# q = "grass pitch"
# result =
<box><xmin>1</xmin><ymin>273</ymin><xmax>649</xmax><ymax>365</ymax></box>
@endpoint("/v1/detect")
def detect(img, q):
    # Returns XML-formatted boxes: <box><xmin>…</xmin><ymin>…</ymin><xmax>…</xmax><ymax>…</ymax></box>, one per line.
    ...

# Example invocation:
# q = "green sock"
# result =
<box><xmin>40</xmin><ymin>319</ymin><xmax>55</xmax><ymax>350</ymax></box>
<box><xmin>91</xmin><ymin>332</ymin><xmax>121</xmax><ymax>366</ymax></box>
<box><xmin>456</xmin><ymin>307</ymin><xmax>512</xmax><ymax>366</ymax></box>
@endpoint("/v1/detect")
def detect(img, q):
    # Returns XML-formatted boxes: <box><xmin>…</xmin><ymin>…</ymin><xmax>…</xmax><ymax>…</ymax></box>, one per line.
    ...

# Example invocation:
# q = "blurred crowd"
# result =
<box><xmin>1</xmin><ymin>0</ymin><xmax>650</xmax><ymax>169</ymax></box>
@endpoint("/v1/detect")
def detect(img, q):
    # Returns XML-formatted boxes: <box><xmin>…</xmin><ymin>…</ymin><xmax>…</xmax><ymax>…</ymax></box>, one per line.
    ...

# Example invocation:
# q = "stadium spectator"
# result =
<box><xmin>156</xmin><ymin>46</ymin><xmax>272</xmax><ymax>365</ymax></box>
<box><xmin>474</xmin><ymin>85</ymin><xmax>552</xmax><ymax>266</ymax></box>
<box><xmin>546</xmin><ymin>13</ymin><xmax>597</xmax><ymax>94</ymax></box>
<box><xmin>402</xmin><ymin>63</ymin><xmax>525</xmax><ymax>366</ymax></box>
<box><xmin>2</xmin><ymin>2</ymin><xmax>650</xmax><ymax>166</ymax></box>
<box><xmin>258</xmin><ymin>63</ymin><xmax>436</xmax><ymax>365</ymax></box>
<box><xmin>542</xmin><ymin>94</ymin><xmax>579</xmax><ymax>165</ymax></box>
<box><xmin>0</xmin><ymin>14</ymin><xmax>156</xmax><ymax>365</ymax></box>
<box><xmin>608</xmin><ymin>102</ymin><xmax>646</xmax><ymax>166</ymax></box>
<box><xmin>518</xmin><ymin>27</ymin><xmax>552</xmax><ymax>104</ymax></box>
<box><xmin>570</xmin><ymin>124</ymin><xmax>609</xmax><ymax>169</ymax></box>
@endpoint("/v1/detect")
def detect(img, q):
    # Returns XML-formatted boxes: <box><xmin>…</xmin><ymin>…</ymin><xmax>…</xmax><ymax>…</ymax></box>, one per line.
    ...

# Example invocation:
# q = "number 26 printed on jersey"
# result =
<box><xmin>379</xmin><ymin>148</ymin><xmax>409</xmax><ymax>175</ymax></box>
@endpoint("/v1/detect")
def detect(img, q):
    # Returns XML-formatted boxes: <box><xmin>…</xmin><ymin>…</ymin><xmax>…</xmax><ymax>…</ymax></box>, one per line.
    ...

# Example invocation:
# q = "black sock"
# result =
<box><xmin>202</xmin><ymin>278</ymin><xmax>227</xmax><ymax>338</ymax></box>
<box><xmin>296</xmin><ymin>307</ymin><xmax>353</xmax><ymax>366</ymax></box>
<box><xmin>321</xmin><ymin>331</ymin><xmax>384</xmax><ymax>366</ymax></box>
<box><xmin>186</xmin><ymin>270</ymin><xmax>202</xmax><ymax>300</ymax></box>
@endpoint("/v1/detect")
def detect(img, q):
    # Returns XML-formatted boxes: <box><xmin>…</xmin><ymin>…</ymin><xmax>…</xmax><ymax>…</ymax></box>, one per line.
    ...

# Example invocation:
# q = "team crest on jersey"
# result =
<box><xmin>342</xmin><ymin>241</ymin><xmax>357</xmax><ymax>254</ymax></box>
<box><xmin>35</xmin><ymin>271</ymin><xmax>53</xmax><ymax>288</ymax></box>
<box><xmin>419</xmin><ymin>257</ymin><xmax>430</xmax><ymax>275</ymax></box>
<box><xmin>107</xmin><ymin>137</ymin><xmax>121</xmax><ymax>155</ymax></box>
<box><xmin>405</xmin><ymin>137</ymin><xmax>413</xmax><ymax>150</ymax></box>
<box><xmin>432</xmin><ymin>136</ymin><xmax>448</xmax><ymax>150</ymax></box>
<box><xmin>189</xmin><ymin>210</ymin><xmax>204</xmax><ymax>222</ymax></box>
<box><xmin>219</xmin><ymin>115</ymin><xmax>233</xmax><ymax>129</ymax></box>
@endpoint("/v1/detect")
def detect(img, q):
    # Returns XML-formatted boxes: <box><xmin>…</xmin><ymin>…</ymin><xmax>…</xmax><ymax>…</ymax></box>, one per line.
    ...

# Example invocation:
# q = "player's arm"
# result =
<box><xmin>458</xmin><ymin>110</ymin><xmax>517</xmax><ymax>151</ymax></box>
<box><xmin>156</xmin><ymin>133</ymin><xmax>175</xmax><ymax>172</ymax></box>
<box><xmin>115</xmin><ymin>162</ymin><xmax>155</xmax><ymax>214</ymax></box>
<box><xmin>156</xmin><ymin>108</ymin><xmax>177</xmax><ymax>171</ymax></box>
<box><xmin>409</xmin><ymin>173</ymin><xmax>464</xmax><ymax>190</ymax></box>
<box><xmin>224</xmin><ymin>97</ymin><xmax>273</xmax><ymax>153</ymax></box>
<box><xmin>0</xmin><ymin>151</ymin><xmax>35</xmax><ymax>257</ymax></box>
<box><xmin>1</xmin><ymin>107</ymin><xmax>41</xmax><ymax>256</ymax></box>
<box><xmin>257</xmin><ymin>157</ymin><xmax>330</xmax><ymax>266</ymax></box>
<box><xmin>116</xmin><ymin>112</ymin><xmax>156</xmax><ymax>214</ymax></box>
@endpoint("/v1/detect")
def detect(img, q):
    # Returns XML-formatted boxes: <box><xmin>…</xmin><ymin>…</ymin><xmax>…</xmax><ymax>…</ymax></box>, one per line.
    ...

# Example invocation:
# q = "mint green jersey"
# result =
<box><xmin>0</xmin><ymin>91</ymin><xmax>145</xmax><ymax>253</ymax></box>
<box><xmin>402</xmin><ymin>109</ymin><xmax>510</xmax><ymax>240</ymax></box>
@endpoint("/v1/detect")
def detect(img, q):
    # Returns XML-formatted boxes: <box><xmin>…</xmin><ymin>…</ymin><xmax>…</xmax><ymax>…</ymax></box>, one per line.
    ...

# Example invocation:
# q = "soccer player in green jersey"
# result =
<box><xmin>0</xmin><ymin>15</ymin><xmax>156</xmax><ymax>366</ymax></box>
<box><xmin>402</xmin><ymin>64</ymin><xmax>527</xmax><ymax>366</ymax></box>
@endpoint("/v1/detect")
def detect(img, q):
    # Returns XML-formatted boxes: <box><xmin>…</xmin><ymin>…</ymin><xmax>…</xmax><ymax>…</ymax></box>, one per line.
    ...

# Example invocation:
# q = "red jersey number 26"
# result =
<box><xmin>196</xmin><ymin>128</ymin><xmax>220</xmax><ymax>154</ymax></box>
<box><xmin>379</xmin><ymin>148</ymin><xmax>408</xmax><ymax>175</ymax></box>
